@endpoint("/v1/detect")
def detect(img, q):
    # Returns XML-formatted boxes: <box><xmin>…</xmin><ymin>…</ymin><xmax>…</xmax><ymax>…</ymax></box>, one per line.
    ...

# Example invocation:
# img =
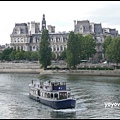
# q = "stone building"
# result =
<box><xmin>47</xmin><ymin>25</ymin><xmax>55</xmax><ymax>33</ymax></box>
<box><xmin>10</xmin><ymin>14</ymin><xmax>119</xmax><ymax>62</ymax></box>
<box><xmin>10</xmin><ymin>14</ymin><xmax>68</xmax><ymax>58</ymax></box>
<box><xmin>0</xmin><ymin>45</ymin><xmax>5</xmax><ymax>53</ymax></box>
<box><xmin>73</xmin><ymin>20</ymin><xmax>119</xmax><ymax>63</ymax></box>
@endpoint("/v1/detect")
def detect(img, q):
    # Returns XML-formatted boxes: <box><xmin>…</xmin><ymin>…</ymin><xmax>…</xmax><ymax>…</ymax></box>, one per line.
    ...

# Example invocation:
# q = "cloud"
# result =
<box><xmin>87</xmin><ymin>2</ymin><xmax>120</xmax><ymax>29</ymax></box>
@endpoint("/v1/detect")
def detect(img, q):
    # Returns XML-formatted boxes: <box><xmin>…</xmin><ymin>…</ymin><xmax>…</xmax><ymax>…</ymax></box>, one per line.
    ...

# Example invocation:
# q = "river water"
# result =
<box><xmin>0</xmin><ymin>73</ymin><xmax>120</xmax><ymax>119</ymax></box>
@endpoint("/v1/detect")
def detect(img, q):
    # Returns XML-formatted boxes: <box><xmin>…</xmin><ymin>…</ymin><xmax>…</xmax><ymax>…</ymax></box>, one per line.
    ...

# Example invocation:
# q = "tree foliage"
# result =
<box><xmin>1</xmin><ymin>48</ymin><xmax>13</xmax><ymax>61</ymax></box>
<box><xmin>0</xmin><ymin>48</ymin><xmax>39</xmax><ymax>61</ymax></box>
<box><xmin>31</xmin><ymin>52</ymin><xmax>38</xmax><ymax>61</ymax></box>
<box><xmin>102</xmin><ymin>36</ymin><xmax>112</xmax><ymax>59</ymax></box>
<box><xmin>66</xmin><ymin>31</ymin><xmax>81</xmax><ymax>69</ymax></box>
<box><xmin>66</xmin><ymin>33</ymin><xmax>96</xmax><ymax>69</ymax></box>
<box><xmin>81</xmin><ymin>34</ymin><xmax>96</xmax><ymax>60</ymax></box>
<box><xmin>59</xmin><ymin>48</ymin><xmax>67</xmax><ymax>60</ymax></box>
<box><xmin>106</xmin><ymin>36</ymin><xmax>120</xmax><ymax>65</ymax></box>
<box><xmin>51</xmin><ymin>52</ymin><xmax>56</xmax><ymax>60</ymax></box>
<box><xmin>38</xmin><ymin>29</ymin><xmax>52</xmax><ymax>69</ymax></box>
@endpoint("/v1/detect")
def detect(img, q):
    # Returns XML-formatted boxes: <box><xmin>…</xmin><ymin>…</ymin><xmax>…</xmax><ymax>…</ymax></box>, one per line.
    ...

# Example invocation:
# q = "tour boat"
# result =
<box><xmin>29</xmin><ymin>80</ymin><xmax>76</xmax><ymax>109</ymax></box>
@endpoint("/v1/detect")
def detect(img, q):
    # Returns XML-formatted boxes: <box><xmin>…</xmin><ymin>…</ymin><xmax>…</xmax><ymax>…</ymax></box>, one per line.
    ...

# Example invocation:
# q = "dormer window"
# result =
<box><xmin>21</xmin><ymin>29</ymin><xmax>24</xmax><ymax>34</ymax></box>
<box><xmin>14</xmin><ymin>29</ymin><xmax>17</xmax><ymax>34</ymax></box>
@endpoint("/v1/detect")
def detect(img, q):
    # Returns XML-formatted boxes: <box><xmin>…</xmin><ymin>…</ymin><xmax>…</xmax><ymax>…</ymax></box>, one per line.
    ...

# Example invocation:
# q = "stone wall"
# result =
<box><xmin>40</xmin><ymin>69</ymin><xmax>120</xmax><ymax>77</ymax></box>
<box><xmin>0</xmin><ymin>62</ymin><xmax>120</xmax><ymax>76</ymax></box>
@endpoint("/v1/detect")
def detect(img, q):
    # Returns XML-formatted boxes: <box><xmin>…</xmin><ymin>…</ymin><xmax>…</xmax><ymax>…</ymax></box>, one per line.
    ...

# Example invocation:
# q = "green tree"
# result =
<box><xmin>1</xmin><ymin>48</ymin><xmax>13</xmax><ymax>61</ymax></box>
<box><xmin>0</xmin><ymin>53</ymin><xmax>2</xmax><ymax>60</ymax></box>
<box><xmin>102</xmin><ymin>36</ymin><xmax>112</xmax><ymax>59</ymax></box>
<box><xmin>59</xmin><ymin>48</ymin><xmax>67</xmax><ymax>60</ymax></box>
<box><xmin>24</xmin><ymin>51</ymin><xmax>32</xmax><ymax>61</ymax></box>
<box><xmin>106</xmin><ymin>36</ymin><xmax>120</xmax><ymax>65</ymax></box>
<box><xmin>9</xmin><ymin>50</ymin><xmax>16</xmax><ymax>61</ymax></box>
<box><xmin>77</xmin><ymin>33</ymin><xmax>83</xmax><ymax>62</ymax></box>
<box><xmin>81</xmin><ymin>34</ymin><xmax>96</xmax><ymax>60</ymax></box>
<box><xmin>38</xmin><ymin>29</ymin><xmax>52</xmax><ymax>70</ymax></box>
<box><xmin>66</xmin><ymin>31</ymin><xmax>80</xmax><ymax>69</ymax></box>
<box><xmin>15</xmin><ymin>50</ymin><xmax>25</xmax><ymax>60</ymax></box>
<box><xmin>31</xmin><ymin>52</ymin><xmax>38</xmax><ymax>61</ymax></box>
<box><xmin>51</xmin><ymin>52</ymin><xmax>56</xmax><ymax>60</ymax></box>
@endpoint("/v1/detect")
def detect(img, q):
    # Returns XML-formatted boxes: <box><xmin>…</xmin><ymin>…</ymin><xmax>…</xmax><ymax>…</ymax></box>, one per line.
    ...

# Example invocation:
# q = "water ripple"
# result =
<box><xmin>0</xmin><ymin>74</ymin><xmax>120</xmax><ymax>119</ymax></box>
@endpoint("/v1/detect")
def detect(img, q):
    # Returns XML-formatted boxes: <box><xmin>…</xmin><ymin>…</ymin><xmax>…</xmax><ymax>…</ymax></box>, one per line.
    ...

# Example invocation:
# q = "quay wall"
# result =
<box><xmin>40</xmin><ymin>69</ymin><xmax>120</xmax><ymax>77</ymax></box>
<box><xmin>0</xmin><ymin>63</ymin><xmax>120</xmax><ymax>76</ymax></box>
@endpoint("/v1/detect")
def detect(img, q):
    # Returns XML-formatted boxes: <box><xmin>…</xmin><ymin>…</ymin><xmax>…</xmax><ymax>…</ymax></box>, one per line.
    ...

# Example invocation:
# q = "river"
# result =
<box><xmin>0</xmin><ymin>73</ymin><xmax>120</xmax><ymax>119</ymax></box>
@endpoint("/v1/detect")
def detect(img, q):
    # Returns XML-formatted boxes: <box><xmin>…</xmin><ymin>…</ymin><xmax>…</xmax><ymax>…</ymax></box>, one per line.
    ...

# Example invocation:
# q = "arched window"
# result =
<box><xmin>53</xmin><ymin>45</ymin><xmax>56</xmax><ymax>51</ymax></box>
<box><xmin>54</xmin><ymin>93</ymin><xmax>58</xmax><ymax>98</ymax></box>
<box><xmin>21</xmin><ymin>46</ymin><xmax>23</xmax><ymax>51</ymax></box>
<box><xmin>60</xmin><ymin>45</ymin><xmax>63</xmax><ymax>51</ymax></box>
<box><xmin>33</xmin><ymin>46</ymin><xmax>35</xmax><ymax>49</ymax></box>
<box><xmin>57</xmin><ymin>47</ymin><xmax>59</xmax><ymax>51</ymax></box>
<box><xmin>51</xmin><ymin>93</ymin><xmax>53</xmax><ymax>98</ymax></box>
<box><xmin>30</xmin><ymin>46</ymin><xmax>32</xmax><ymax>51</ymax></box>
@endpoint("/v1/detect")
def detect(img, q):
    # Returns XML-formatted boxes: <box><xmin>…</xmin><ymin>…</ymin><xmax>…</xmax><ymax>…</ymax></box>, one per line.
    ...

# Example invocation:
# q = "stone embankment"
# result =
<box><xmin>0</xmin><ymin>62</ymin><xmax>120</xmax><ymax>76</ymax></box>
<box><xmin>0</xmin><ymin>62</ymin><xmax>40</xmax><ymax>74</ymax></box>
<box><xmin>40</xmin><ymin>69</ymin><xmax>120</xmax><ymax>77</ymax></box>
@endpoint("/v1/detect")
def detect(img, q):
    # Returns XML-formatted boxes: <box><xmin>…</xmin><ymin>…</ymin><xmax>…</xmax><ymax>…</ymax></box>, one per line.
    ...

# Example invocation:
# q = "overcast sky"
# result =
<box><xmin>0</xmin><ymin>1</ymin><xmax>120</xmax><ymax>45</ymax></box>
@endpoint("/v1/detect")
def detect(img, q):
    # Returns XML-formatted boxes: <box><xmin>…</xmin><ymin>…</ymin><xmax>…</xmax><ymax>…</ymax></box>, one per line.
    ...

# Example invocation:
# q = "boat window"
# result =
<box><xmin>51</xmin><ymin>93</ymin><xmax>53</xmax><ymax>98</ymax></box>
<box><xmin>59</xmin><ymin>92</ymin><xmax>67</xmax><ymax>99</ymax></box>
<box><xmin>47</xmin><ymin>93</ymin><xmax>50</xmax><ymax>98</ymax></box>
<box><xmin>45</xmin><ymin>93</ymin><xmax>47</xmax><ymax>97</ymax></box>
<box><xmin>54</xmin><ymin>93</ymin><xmax>58</xmax><ymax>98</ymax></box>
<box><xmin>38</xmin><ymin>90</ymin><xmax>40</xmax><ymax>96</ymax></box>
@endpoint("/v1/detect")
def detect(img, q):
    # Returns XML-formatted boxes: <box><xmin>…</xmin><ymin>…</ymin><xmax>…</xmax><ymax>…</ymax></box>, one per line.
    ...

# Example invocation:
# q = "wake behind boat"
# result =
<box><xmin>29</xmin><ymin>80</ymin><xmax>76</xmax><ymax>109</ymax></box>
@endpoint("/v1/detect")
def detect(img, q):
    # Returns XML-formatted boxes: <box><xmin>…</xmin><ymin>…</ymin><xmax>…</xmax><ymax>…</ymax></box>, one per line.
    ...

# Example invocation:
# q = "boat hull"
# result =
<box><xmin>29</xmin><ymin>93</ymin><xmax>76</xmax><ymax>109</ymax></box>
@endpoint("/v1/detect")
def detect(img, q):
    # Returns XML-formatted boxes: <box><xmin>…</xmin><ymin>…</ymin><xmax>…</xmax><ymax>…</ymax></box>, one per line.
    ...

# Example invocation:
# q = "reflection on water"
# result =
<box><xmin>0</xmin><ymin>73</ymin><xmax>120</xmax><ymax>119</ymax></box>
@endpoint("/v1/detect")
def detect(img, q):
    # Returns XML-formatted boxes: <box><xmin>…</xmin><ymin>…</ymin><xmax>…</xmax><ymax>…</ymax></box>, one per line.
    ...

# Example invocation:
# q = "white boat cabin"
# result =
<box><xmin>29</xmin><ymin>80</ymin><xmax>72</xmax><ymax>100</ymax></box>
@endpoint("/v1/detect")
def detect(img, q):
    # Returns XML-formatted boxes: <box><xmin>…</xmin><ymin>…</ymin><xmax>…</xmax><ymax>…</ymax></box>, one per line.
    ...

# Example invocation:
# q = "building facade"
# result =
<box><xmin>10</xmin><ymin>14</ymin><xmax>68</xmax><ymax>58</ymax></box>
<box><xmin>74</xmin><ymin>20</ymin><xmax>119</xmax><ymax>62</ymax></box>
<box><xmin>10</xmin><ymin>14</ymin><xmax>119</xmax><ymax>62</ymax></box>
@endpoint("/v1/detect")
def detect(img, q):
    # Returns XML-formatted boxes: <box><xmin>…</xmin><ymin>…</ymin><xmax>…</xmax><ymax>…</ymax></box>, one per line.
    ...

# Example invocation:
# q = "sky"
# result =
<box><xmin>0</xmin><ymin>1</ymin><xmax>120</xmax><ymax>45</ymax></box>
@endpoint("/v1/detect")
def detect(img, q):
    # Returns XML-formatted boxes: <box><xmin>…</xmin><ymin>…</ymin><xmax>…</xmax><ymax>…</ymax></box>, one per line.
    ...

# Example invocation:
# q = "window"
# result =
<box><xmin>60</xmin><ymin>45</ymin><xmax>63</xmax><ymax>51</ymax></box>
<box><xmin>14</xmin><ymin>29</ymin><xmax>17</xmax><ymax>34</ymax></box>
<box><xmin>59</xmin><ymin>92</ymin><xmax>67</xmax><ymax>99</ymax></box>
<box><xmin>84</xmin><ymin>26</ymin><xmax>86</xmax><ymax>30</ymax></box>
<box><xmin>21</xmin><ymin>29</ymin><xmax>24</xmax><ymax>34</ymax></box>
<box><xmin>54</xmin><ymin>93</ymin><xmax>58</xmax><ymax>98</ymax></box>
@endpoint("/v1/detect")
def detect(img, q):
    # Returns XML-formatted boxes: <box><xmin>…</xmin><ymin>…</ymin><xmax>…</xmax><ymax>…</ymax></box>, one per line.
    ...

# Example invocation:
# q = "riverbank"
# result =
<box><xmin>40</xmin><ymin>69</ymin><xmax>120</xmax><ymax>77</ymax></box>
<box><xmin>0</xmin><ymin>62</ymin><xmax>120</xmax><ymax>77</ymax></box>
<box><xmin>0</xmin><ymin>62</ymin><xmax>40</xmax><ymax>74</ymax></box>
